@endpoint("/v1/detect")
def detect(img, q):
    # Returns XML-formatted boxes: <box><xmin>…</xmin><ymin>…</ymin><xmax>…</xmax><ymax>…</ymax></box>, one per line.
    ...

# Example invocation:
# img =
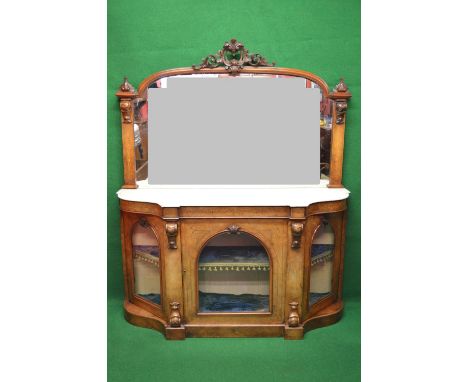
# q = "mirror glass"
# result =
<box><xmin>198</xmin><ymin>231</ymin><xmax>270</xmax><ymax>313</ymax></box>
<box><xmin>309</xmin><ymin>218</ymin><xmax>335</xmax><ymax>308</ymax></box>
<box><xmin>133</xmin><ymin>73</ymin><xmax>332</xmax><ymax>183</ymax></box>
<box><xmin>133</xmin><ymin>98</ymin><xmax>148</xmax><ymax>181</ymax></box>
<box><xmin>132</xmin><ymin>220</ymin><xmax>161</xmax><ymax>306</ymax></box>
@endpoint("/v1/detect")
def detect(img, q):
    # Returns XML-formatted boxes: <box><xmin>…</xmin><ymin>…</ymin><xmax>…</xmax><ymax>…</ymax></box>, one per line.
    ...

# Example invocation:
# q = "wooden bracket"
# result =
<box><xmin>291</xmin><ymin>222</ymin><xmax>304</xmax><ymax>249</ymax></box>
<box><xmin>165</xmin><ymin>223</ymin><xmax>178</xmax><ymax>249</ymax></box>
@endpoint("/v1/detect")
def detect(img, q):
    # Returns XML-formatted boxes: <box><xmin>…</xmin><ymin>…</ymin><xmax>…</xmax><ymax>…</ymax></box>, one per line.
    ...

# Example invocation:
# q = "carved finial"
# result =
<box><xmin>226</xmin><ymin>224</ymin><xmax>241</xmax><ymax>234</ymax></box>
<box><xmin>193</xmin><ymin>38</ymin><xmax>275</xmax><ymax>73</ymax></box>
<box><xmin>120</xmin><ymin>76</ymin><xmax>135</xmax><ymax>93</ymax></box>
<box><xmin>165</xmin><ymin>223</ymin><xmax>178</xmax><ymax>249</ymax></box>
<box><xmin>169</xmin><ymin>302</ymin><xmax>182</xmax><ymax>327</ymax></box>
<box><xmin>334</xmin><ymin>78</ymin><xmax>348</xmax><ymax>93</ymax></box>
<box><xmin>287</xmin><ymin>302</ymin><xmax>300</xmax><ymax>327</ymax></box>
<box><xmin>291</xmin><ymin>222</ymin><xmax>304</xmax><ymax>249</ymax></box>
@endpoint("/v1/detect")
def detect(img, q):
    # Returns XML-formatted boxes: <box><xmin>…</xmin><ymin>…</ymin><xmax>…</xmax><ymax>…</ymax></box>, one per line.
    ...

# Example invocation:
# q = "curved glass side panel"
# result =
<box><xmin>309</xmin><ymin>219</ymin><xmax>335</xmax><ymax>308</ymax></box>
<box><xmin>132</xmin><ymin>220</ymin><xmax>161</xmax><ymax>305</ymax></box>
<box><xmin>198</xmin><ymin>231</ymin><xmax>270</xmax><ymax>313</ymax></box>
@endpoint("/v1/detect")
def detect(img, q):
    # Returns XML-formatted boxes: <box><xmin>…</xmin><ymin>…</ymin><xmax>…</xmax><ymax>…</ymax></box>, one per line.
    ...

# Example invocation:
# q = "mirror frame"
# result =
<box><xmin>116</xmin><ymin>40</ymin><xmax>351</xmax><ymax>189</ymax></box>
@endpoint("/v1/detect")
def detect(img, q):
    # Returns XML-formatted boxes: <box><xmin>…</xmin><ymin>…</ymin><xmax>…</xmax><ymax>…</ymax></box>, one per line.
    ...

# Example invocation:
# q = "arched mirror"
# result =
<box><xmin>309</xmin><ymin>218</ymin><xmax>335</xmax><ymax>308</ymax></box>
<box><xmin>132</xmin><ymin>72</ymin><xmax>332</xmax><ymax>182</ymax></box>
<box><xmin>132</xmin><ymin>219</ymin><xmax>161</xmax><ymax>306</ymax></box>
<box><xmin>198</xmin><ymin>229</ymin><xmax>270</xmax><ymax>313</ymax></box>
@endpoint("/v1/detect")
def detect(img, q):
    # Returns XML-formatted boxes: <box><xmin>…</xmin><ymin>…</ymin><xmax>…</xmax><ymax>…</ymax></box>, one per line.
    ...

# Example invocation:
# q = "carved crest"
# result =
<box><xmin>193</xmin><ymin>38</ymin><xmax>275</xmax><ymax>74</ymax></box>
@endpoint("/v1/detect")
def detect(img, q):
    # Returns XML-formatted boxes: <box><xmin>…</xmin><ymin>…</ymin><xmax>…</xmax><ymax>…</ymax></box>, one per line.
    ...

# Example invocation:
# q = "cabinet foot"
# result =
<box><xmin>284</xmin><ymin>325</ymin><xmax>304</xmax><ymax>340</ymax></box>
<box><xmin>165</xmin><ymin>326</ymin><xmax>186</xmax><ymax>340</ymax></box>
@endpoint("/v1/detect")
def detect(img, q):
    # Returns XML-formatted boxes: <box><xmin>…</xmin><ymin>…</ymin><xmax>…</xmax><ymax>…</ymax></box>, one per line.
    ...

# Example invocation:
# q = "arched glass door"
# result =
<box><xmin>198</xmin><ymin>231</ymin><xmax>270</xmax><ymax>313</ymax></box>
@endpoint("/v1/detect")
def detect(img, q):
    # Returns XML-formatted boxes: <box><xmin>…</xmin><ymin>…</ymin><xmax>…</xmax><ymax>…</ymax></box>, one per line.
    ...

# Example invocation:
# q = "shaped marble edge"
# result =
<box><xmin>116</xmin><ymin>180</ymin><xmax>350</xmax><ymax>207</ymax></box>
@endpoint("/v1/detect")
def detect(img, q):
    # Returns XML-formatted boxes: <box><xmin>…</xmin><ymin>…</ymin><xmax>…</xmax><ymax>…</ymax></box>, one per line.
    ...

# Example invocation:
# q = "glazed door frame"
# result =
<box><xmin>121</xmin><ymin>211</ymin><xmax>167</xmax><ymax>318</ymax></box>
<box><xmin>180</xmin><ymin>218</ymin><xmax>288</xmax><ymax>326</ymax></box>
<box><xmin>302</xmin><ymin>211</ymin><xmax>346</xmax><ymax>319</ymax></box>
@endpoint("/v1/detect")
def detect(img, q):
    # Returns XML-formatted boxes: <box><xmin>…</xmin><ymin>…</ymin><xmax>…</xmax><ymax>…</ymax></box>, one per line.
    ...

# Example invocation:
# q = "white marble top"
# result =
<box><xmin>117</xmin><ymin>180</ymin><xmax>350</xmax><ymax>207</ymax></box>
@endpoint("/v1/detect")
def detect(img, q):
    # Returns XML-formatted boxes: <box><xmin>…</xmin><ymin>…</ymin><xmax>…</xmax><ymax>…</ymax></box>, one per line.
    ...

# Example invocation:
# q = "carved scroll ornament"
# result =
<box><xmin>165</xmin><ymin>223</ymin><xmax>178</xmax><ymax>249</ymax></box>
<box><xmin>291</xmin><ymin>222</ymin><xmax>304</xmax><ymax>249</ymax></box>
<box><xmin>193</xmin><ymin>38</ymin><xmax>275</xmax><ymax>74</ymax></box>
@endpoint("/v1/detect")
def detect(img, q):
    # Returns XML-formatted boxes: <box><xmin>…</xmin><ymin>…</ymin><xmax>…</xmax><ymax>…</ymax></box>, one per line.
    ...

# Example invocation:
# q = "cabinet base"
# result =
<box><xmin>123</xmin><ymin>300</ymin><xmax>343</xmax><ymax>340</ymax></box>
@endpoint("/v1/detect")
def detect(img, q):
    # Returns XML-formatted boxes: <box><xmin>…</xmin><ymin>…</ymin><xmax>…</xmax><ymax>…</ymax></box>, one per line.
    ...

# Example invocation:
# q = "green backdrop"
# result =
<box><xmin>108</xmin><ymin>1</ymin><xmax>360</xmax><ymax>381</ymax></box>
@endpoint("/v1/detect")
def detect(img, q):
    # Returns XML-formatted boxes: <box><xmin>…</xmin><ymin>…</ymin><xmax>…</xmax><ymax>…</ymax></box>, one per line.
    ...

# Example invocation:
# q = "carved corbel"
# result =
<box><xmin>169</xmin><ymin>302</ymin><xmax>182</xmax><ymax>327</ymax></box>
<box><xmin>119</xmin><ymin>100</ymin><xmax>132</xmax><ymax>123</ymax></box>
<box><xmin>165</xmin><ymin>223</ymin><xmax>178</xmax><ymax>249</ymax></box>
<box><xmin>287</xmin><ymin>302</ymin><xmax>300</xmax><ymax>327</ymax></box>
<box><xmin>335</xmin><ymin>100</ymin><xmax>348</xmax><ymax>125</ymax></box>
<box><xmin>291</xmin><ymin>222</ymin><xmax>304</xmax><ymax>249</ymax></box>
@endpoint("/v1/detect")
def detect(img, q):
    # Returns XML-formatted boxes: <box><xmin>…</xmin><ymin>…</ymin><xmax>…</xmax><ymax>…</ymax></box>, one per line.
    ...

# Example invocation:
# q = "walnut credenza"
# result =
<box><xmin>118</xmin><ymin>187</ymin><xmax>349</xmax><ymax>340</ymax></box>
<box><xmin>115</xmin><ymin>39</ymin><xmax>352</xmax><ymax>339</ymax></box>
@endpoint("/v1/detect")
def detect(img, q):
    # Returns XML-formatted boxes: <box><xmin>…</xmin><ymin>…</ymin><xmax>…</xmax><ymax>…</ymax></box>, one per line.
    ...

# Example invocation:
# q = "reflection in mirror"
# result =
<box><xmin>137</xmin><ymin>73</ymin><xmax>332</xmax><ymax>182</ymax></box>
<box><xmin>133</xmin><ymin>98</ymin><xmax>148</xmax><ymax>181</ymax></box>
<box><xmin>132</xmin><ymin>220</ymin><xmax>161</xmax><ymax>305</ymax></box>
<box><xmin>320</xmin><ymin>98</ymin><xmax>333</xmax><ymax>179</ymax></box>
<box><xmin>309</xmin><ymin>218</ymin><xmax>335</xmax><ymax>308</ymax></box>
<box><xmin>198</xmin><ymin>231</ymin><xmax>270</xmax><ymax>313</ymax></box>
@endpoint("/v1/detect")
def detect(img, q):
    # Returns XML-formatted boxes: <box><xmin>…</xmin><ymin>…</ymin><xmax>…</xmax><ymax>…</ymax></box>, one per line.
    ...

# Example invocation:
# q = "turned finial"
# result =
<box><xmin>334</xmin><ymin>78</ymin><xmax>348</xmax><ymax>93</ymax></box>
<box><xmin>119</xmin><ymin>76</ymin><xmax>135</xmax><ymax>92</ymax></box>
